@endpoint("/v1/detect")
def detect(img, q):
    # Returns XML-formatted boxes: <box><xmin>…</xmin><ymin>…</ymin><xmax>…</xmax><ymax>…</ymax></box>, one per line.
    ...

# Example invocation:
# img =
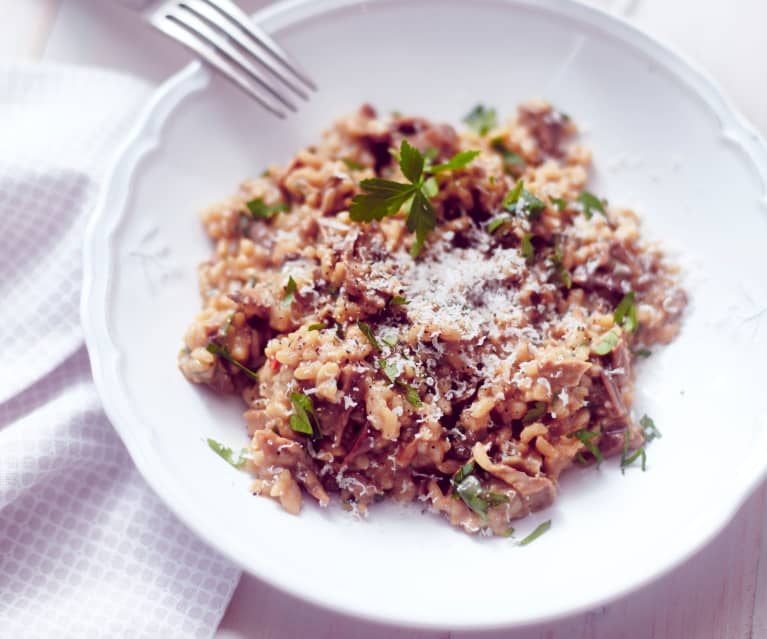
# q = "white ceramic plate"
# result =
<box><xmin>82</xmin><ymin>0</ymin><xmax>767</xmax><ymax>629</ymax></box>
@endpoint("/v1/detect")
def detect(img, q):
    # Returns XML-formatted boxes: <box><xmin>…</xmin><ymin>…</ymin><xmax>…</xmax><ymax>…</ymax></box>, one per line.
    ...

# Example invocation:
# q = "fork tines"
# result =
<box><xmin>149</xmin><ymin>0</ymin><xmax>315</xmax><ymax>118</ymax></box>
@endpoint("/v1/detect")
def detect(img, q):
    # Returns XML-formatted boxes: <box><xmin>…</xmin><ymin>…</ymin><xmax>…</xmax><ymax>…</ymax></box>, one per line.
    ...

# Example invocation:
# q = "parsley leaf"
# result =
<box><xmin>640</xmin><ymin>414</ymin><xmax>662</xmax><ymax>443</ymax></box>
<box><xmin>246</xmin><ymin>198</ymin><xmax>289</xmax><ymax>219</ymax></box>
<box><xmin>550</xmin><ymin>245</ymin><xmax>572</xmax><ymax>289</ymax></box>
<box><xmin>399</xmin><ymin>138</ymin><xmax>424</xmax><ymax>183</ymax></box>
<box><xmin>307</xmin><ymin>322</ymin><xmax>326</xmax><ymax>331</ymax></box>
<box><xmin>577</xmin><ymin>191</ymin><xmax>606</xmax><ymax>220</ymax></box>
<box><xmin>349</xmin><ymin>140</ymin><xmax>478</xmax><ymax>257</ymax></box>
<box><xmin>569</xmin><ymin>429</ymin><xmax>604</xmax><ymax>467</ymax></box>
<box><xmin>390</xmin><ymin>295</ymin><xmax>409</xmax><ymax>306</ymax></box>
<box><xmin>430</xmin><ymin>150</ymin><xmax>481</xmax><ymax>173</ymax></box>
<box><xmin>207</xmin><ymin>438</ymin><xmax>247</xmax><ymax>469</ymax></box>
<box><xmin>378</xmin><ymin>358</ymin><xmax>398</xmax><ymax>384</ymax></box>
<box><xmin>357</xmin><ymin>320</ymin><xmax>381</xmax><ymax>351</ymax></box>
<box><xmin>487</xmin><ymin>215</ymin><xmax>512</xmax><ymax>234</ymax></box>
<box><xmin>592</xmin><ymin>329</ymin><xmax>619</xmax><ymax>355</ymax></box>
<box><xmin>614</xmin><ymin>291</ymin><xmax>638</xmax><ymax>333</ymax></box>
<box><xmin>620</xmin><ymin>430</ymin><xmax>646</xmax><ymax>473</ymax></box>
<box><xmin>521</xmin><ymin>233</ymin><xmax>535</xmax><ymax>265</ymax></box>
<box><xmin>490</xmin><ymin>137</ymin><xmax>524</xmax><ymax>170</ymax></box>
<box><xmin>552</xmin><ymin>197</ymin><xmax>569</xmax><ymax>211</ymax></box>
<box><xmin>342</xmin><ymin>157</ymin><xmax>365</xmax><ymax>171</ymax></box>
<box><xmin>382</xmin><ymin>335</ymin><xmax>398</xmax><ymax>348</ymax></box>
<box><xmin>282</xmin><ymin>276</ymin><xmax>297</xmax><ymax>307</ymax></box>
<box><xmin>456</xmin><ymin>475</ymin><xmax>489</xmax><ymax>517</ymax></box>
<box><xmin>206</xmin><ymin>343</ymin><xmax>259</xmax><ymax>382</ymax></box>
<box><xmin>518</xmin><ymin>520</ymin><xmax>552</xmax><ymax>546</ymax></box>
<box><xmin>349</xmin><ymin>178</ymin><xmax>417</xmax><ymax>222</ymax></box>
<box><xmin>633</xmin><ymin>348</ymin><xmax>652</xmax><ymax>358</ymax></box>
<box><xmin>523</xmin><ymin>401</ymin><xmax>547</xmax><ymax>424</ymax></box>
<box><xmin>289</xmin><ymin>392</ymin><xmax>320</xmax><ymax>437</ymax></box>
<box><xmin>452</xmin><ymin>461</ymin><xmax>475</xmax><ymax>488</ymax></box>
<box><xmin>503</xmin><ymin>181</ymin><xmax>546</xmax><ymax>221</ymax></box>
<box><xmin>398</xmin><ymin>381</ymin><xmax>422</xmax><ymax>407</ymax></box>
<box><xmin>463</xmin><ymin>104</ymin><xmax>497</xmax><ymax>136</ymax></box>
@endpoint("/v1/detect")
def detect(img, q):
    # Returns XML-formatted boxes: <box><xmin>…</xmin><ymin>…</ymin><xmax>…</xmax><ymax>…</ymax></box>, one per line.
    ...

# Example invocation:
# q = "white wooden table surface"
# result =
<box><xmin>4</xmin><ymin>1</ymin><xmax>766</xmax><ymax>637</ymax></box>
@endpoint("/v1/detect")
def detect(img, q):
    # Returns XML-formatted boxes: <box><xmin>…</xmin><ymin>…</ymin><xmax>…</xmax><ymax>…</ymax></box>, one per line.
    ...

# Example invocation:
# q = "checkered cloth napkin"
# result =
<box><xmin>0</xmin><ymin>62</ymin><xmax>240</xmax><ymax>638</ymax></box>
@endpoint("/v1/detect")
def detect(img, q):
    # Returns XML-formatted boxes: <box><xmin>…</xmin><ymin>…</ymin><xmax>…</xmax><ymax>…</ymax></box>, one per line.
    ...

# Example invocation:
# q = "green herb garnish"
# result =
<box><xmin>487</xmin><ymin>215</ymin><xmax>512</xmax><ymax>234</ymax></box>
<box><xmin>342</xmin><ymin>158</ymin><xmax>365</xmax><ymax>171</ymax></box>
<box><xmin>633</xmin><ymin>348</ymin><xmax>652</xmax><ymax>358</ymax></box>
<box><xmin>307</xmin><ymin>322</ymin><xmax>326</xmax><ymax>331</ymax></box>
<box><xmin>614</xmin><ymin>291</ymin><xmax>637</xmax><ymax>333</ymax></box>
<box><xmin>207</xmin><ymin>438</ymin><xmax>248</xmax><ymax>469</ymax></box>
<box><xmin>282</xmin><ymin>276</ymin><xmax>297</xmax><ymax>307</ymax></box>
<box><xmin>577</xmin><ymin>191</ymin><xmax>606</xmax><ymax>220</ymax></box>
<box><xmin>357</xmin><ymin>320</ymin><xmax>381</xmax><ymax>351</ymax></box>
<box><xmin>463</xmin><ymin>104</ymin><xmax>497</xmax><ymax>136</ymax></box>
<box><xmin>398</xmin><ymin>381</ymin><xmax>422</xmax><ymax>407</ymax></box>
<box><xmin>592</xmin><ymin>329</ymin><xmax>619</xmax><ymax>355</ymax></box>
<box><xmin>382</xmin><ymin>335</ymin><xmax>398</xmax><ymax>348</ymax></box>
<box><xmin>390</xmin><ymin>295</ymin><xmax>409</xmax><ymax>306</ymax></box>
<box><xmin>552</xmin><ymin>197</ymin><xmax>568</xmax><ymax>211</ymax></box>
<box><xmin>550</xmin><ymin>245</ymin><xmax>572</xmax><ymax>289</ymax></box>
<box><xmin>206</xmin><ymin>343</ymin><xmax>259</xmax><ymax>381</ymax></box>
<box><xmin>521</xmin><ymin>233</ymin><xmax>535</xmax><ymax>265</ymax></box>
<box><xmin>522</xmin><ymin>401</ymin><xmax>547</xmax><ymax>424</ymax></box>
<box><xmin>456</xmin><ymin>475</ymin><xmax>489</xmax><ymax>517</ymax></box>
<box><xmin>378</xmin><ymin>358</ymin><xmax>398</xmax><ymax>384</ymax></box>
<box><xmin>569</xmin><ymin>428</ymin><xmax>604</xmax><ymax>467</ymax></box>
<box><xmin>503</xmin><ymin>528</ymin><xmax>516</xmax><ymax>538</ymax></box>
<box><xmin>289</xmin><ymin>392</ymin><xmax>320</xmax><ymax>438</ymax></box>
<box><xmin>349</xmin><ymin>139</ymin><xmax>479</xmax><ymax>257</ymax></box>
<box><xmin>502</xmin><ymin>180</ymin><xmax>546</xmax><ymax>221</ymax></box>
<box><xmin>246</xmin><ymin>198</ymin><xmax>289</xmax><ymax>219</ymax></box>
<box><xmin>490</xmin><ymin>137</ymin><xmax>524</xmax><ymax>170</ymax></box>
<box><xmin>640</xmin><ymin>414</ymin><xmax>661</xmax><ymax>443</ymax></box>
<box><xmin>518</xmin><ymin>520</ymin><xmax>552</xmax><ymax>546</ymax></box>
<box><xmin>620</xmin><ymin>430</ymin><xmax>646</xmax><ymax>473</ymax></box>
<box><xmin>452</xmin><ymin>461</ymin><xmax>475</xmax><ymax>488</ymax></box>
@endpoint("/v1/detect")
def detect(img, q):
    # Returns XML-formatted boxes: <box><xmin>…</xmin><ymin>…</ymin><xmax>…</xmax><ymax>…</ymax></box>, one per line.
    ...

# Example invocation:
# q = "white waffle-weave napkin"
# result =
<box><xmin>0</xmin><ymin>62</ymin><xmax>240</xmax><ymax>638</ymax></box>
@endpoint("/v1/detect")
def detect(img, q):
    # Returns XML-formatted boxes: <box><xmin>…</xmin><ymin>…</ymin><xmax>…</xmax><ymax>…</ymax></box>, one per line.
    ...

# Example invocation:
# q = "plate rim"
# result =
<box><xmin>81</xmin><ymin>0</ymin><xmax>767</xmax><ymax>629</ymax></box>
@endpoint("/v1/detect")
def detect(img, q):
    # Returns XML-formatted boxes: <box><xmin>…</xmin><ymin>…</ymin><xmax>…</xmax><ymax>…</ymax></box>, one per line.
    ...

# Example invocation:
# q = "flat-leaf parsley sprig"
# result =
<box><xmin>349</xmin><ymin>140</ymin><xmax>479</xmax><ymax>257</ymax></box>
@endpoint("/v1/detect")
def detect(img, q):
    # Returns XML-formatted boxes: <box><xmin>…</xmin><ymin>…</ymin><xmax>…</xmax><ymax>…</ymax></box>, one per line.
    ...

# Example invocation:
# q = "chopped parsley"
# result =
<box><xmin>633</xmin><ymin>348</ymin><xmax>652</xmax><ymax>358</ymax></box>
<box><xmin>463</xmin><ymin>104</ymin><xmax>497</xmax><ymax>136</ymax></box>
<box><xmin>518</xmin><ymin>520</ymin><xmax>551</xmax><ymax>546</ymax></box>
<box><xmin>398</xmin><ymin>381</ymin><xmax>422</xmax><ymax>407</ymax></box>
<box><xmin>357</xmin><ymin>320</ymin><xmax>381</xmax><ymax>351</ymax></box>
<box><xmin>503</xmin><ymin>527</ymin><xmax>516</xmax><ymax>538</ymax></box>
<box><xmin>550</xmin><ymin>245</ymin><xmax>572</xmax><ymax>289</ymax></box>
<box><xmin>522</xmin><ymin>401</ymin><xmax>547</xmax><ymax>424</ymax></box>
<box><xmin>282</xmin><ymin>276</ymin><xmax>297</xmax><ymax>307</ymax></box>
<box><xmin>342</xmin><ymin>157</ymin><xmax>365</xmax><ymax>171</ymax></box>
<box><xmin>490</xmin><ymin>136</ymin><xmax>524</xmax><ymax>170</ymax></box>
<box><xmin>640</xmin><ymin>414</ymin><xmax>661</xmax><ymax>442</ymax></box>
<box><xmin>451</xmin><ymin>462</ymin><xmax>509</xmax><ymax>516</ymax></box>
<box><xmin>206</xmin><ymin>343</ymin><xmax>259</xmax><ymax>381</ymax></box>
<box><xmin>207</xmin><ymin>438</ymin><xmax>247</xmax><ymax>469</ymax></box>
<box><xmin>521</xmin><ymin>233</ymin><xmax>535</xmax><ymax>265</ymax></box>
<box><xmin>569</xmin><ymin>428</ymin><xmax>604</xmax><ymax>467</ymax></box>
<box><xmin>452</xmin><ymin>461</ymin><xmax>475</xmax><ymax>488</ymax></box>
<box><xmin>378</xmin><ymin>358</ymin><xmax>398</xmax><ymax>384</ymax></box>
<box><xmin>577</xmin><ymin>191</ymin><xmax>606</xmax><ymax>220</ymax></box>
<box><xmin>502</xmin><ymin>180</ymin><xmax>546</xmax><ymax>221</ymax></box>
<box><xmin>592</xmin><ymin>329</ymin><xmax>619</xmax><ymax>355</ymax></box>
<box><xmin>614</xmin><ymin>291</ymin><xmax>637</xmax><ymax>333</ymax></box>
<box><xmin>349</xmin><ymin>139</ymin><xmax>479</xmax><ymax>257</ymax></box>
<box><xmin>620</xmin><ymin>431</ymin><xmax>646</xmax><ymax>473</ymax></box>
<box><xmin>552</xmin><ymin>197</ymin><xmax>568</xmax><ymax>211</ymax></box>
<box><xmin>382</xmin><ymin>335</ymin><xmax>398</xmax><ymax>348</ymax></box>
<box><xmin>390</xmin><ymin>295</ymin><xmax>409</xmax><ymax>306</ymax></box>
<box><xmin>246</xmin><ymin>198</ymin><xmax>289</xmax><ymax>219</ymax></box>
<box><xmin>487</xmin><ymin>215</ymin><xmax>512</xmax><ymax>234</ymax></box>
<box><xmin>289</xmin><ymin>392</ymin><xmax>321</xmax><ymax>438</ymax></box>
<box><xmin>307</xmin><ymin>322</ymin><xmax>326</xmax><ymax>331</ymax></box>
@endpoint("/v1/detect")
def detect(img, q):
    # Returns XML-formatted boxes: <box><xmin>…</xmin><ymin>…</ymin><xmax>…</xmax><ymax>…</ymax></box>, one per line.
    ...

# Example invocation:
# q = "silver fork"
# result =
<box><xmin>127</xmin><ymin>0</ymin><xmax>316</xmax><ymax>118</ymax></box>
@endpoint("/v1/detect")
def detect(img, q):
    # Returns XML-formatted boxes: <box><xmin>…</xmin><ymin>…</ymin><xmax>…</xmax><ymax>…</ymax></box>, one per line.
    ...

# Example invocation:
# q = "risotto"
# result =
<box><xmin>178</xmin><ymin>102</ymin><xmax>686</xmax><ymax>536</ymax></box>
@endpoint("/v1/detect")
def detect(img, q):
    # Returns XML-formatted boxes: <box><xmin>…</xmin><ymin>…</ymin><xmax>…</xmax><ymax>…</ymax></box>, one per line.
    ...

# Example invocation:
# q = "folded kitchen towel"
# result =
<box><xmin>0</xmin><ymin>62</ymin><xmax>240</xmax><ymax>639</ymax></box>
